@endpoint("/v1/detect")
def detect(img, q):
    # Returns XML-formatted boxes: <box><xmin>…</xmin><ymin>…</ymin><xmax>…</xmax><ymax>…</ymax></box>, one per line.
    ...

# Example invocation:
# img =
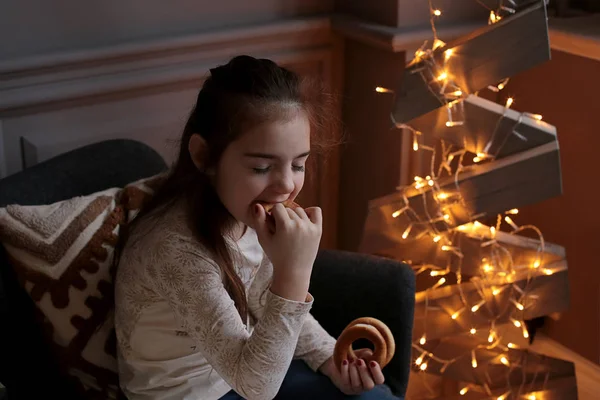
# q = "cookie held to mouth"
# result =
<box><xmin>259</xmin><ymin>200</ymin><xmax>300</xmax><ymax>232</ymax></box>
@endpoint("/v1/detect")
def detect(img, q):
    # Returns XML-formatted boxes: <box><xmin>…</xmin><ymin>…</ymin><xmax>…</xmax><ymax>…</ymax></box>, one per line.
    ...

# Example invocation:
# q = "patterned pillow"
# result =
<box><xmin>0</xmin><ymin>188</ymin><xmax>124</xmax><ymax>399</ymax></box>
<box><xmin>119</xmin><ymin>172</ymin><xmax>167</xmax><ymax>220</ymax></box>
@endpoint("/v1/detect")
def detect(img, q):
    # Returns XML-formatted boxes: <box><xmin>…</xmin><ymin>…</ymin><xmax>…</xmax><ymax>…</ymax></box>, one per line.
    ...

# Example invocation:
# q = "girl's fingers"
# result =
<box><xmin>357</xmin><ymin>359</ymin><xmax>375</xmax><ymax>391</ymax></box>
<box><xmin>292</xmin><ymin>206</ymin><xmax>310</xmax><ymax>221</ymax></box>
<box><xmin>349</xmin><ymin>360</ymin><xmax>362</xmax><ymax>392</ymax></box>
<box><xmin>340</xmin><ymin>359</ymin><xmax>350</xmax><ymax>389</ymax></box>
<box><xmin>368</xmin><ymin>361</ymin><xmax>385</xmax><ymax>385</ymax></box>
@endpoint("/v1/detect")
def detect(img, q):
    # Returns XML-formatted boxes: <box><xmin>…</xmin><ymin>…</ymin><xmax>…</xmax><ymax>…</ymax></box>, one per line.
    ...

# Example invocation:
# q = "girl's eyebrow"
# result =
<box><xmin>243</xmin><ymin>151</ymin><xmax>310</xmax><ymax>160</ymax></box>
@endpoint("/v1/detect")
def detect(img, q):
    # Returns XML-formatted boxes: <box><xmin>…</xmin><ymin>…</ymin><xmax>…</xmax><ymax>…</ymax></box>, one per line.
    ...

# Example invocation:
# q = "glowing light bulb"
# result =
<box><xmin>508</xmin><ymin>208</ymin><xmax>519</xmax><ymax>214</ymax></box>
<box><xmin>433</xmin><ymin>9</ymin><xmax>442</xmax><ymax>16</ymax></box>
<box><xmin>432</xmin><ymin>277</ymin><xmax>446</xmax><ymax>288</ymax></box>
<box><xmin>500</xmin><ymin>356</ymin><xmax>510</xmax><ymax>366</ymax></box>
<box><xmin>402</xmin><ymin>225</ymin><xmax>412</xmax><ymax>239</ymax></box>
<box><xmin>471</xmin><ymin>300</ymin><xmax>485</xmax><ymax>312</ymax></box>
<box><xmin>451</xmin><ymin>308</ymin><xmax>464</xmax><ymax>320</ymax></box>
<box><xmin>522</xmin><ymin>325</ymin><xmax>529</xmax><ymax>339</ymax></box>
<box><xmin>471</xmin><ymin>350</ymin><xmax>477</xmax><ymax>368</ymax></box>
<box><xmin>375</xmin><ymin>87</ymin><xmax>392</xmax><ymax>93</ymax></box>
<box><xmin>437</xmin><ymin>72</ymin><xmax>448</xmax><ymax>81</ymax></box>
<box><xmin>505</xmin><ymin>216</ymin><xmax>518</xmax><ymax>230</ymax></box>
<box><xmin>492</xmin><ymin>288</ymin><xmax>501</xmax><ymax>296</ymax></box>
<box><xmin>470</xmin><ymin>328</ymin><xmax>476</xmax><ymax>335</ymax></box>
<box><xmin>413</xmin><ymin>137</ymin><xmax>419</xmax><ymax>151</ymax></box>
<box><xmin>528</xmin><ymin>395</ymin><xmax>537</xmax><ymax>400</ymax></box>
<box><xmin>453</xmin><ymin>90</ymin><xmax>462</xmax><ymax>96</ymax></box>
<box><xmin>511</xmin><ymin>318</ymin><xmax>522</xmax><ymax>328</ymax></box>
<box><xmin>460</xmin><ymin>387</ymin><xmax>469</xmax><ymax>395</ymax></box>
<box><xmin>436</xmin><ymin>192</ymin><xmax>449</xmax><ymax>200</ymax></box>
<box><xmin>433</xmin><ymin>235</ymin><xmax>441</xmax><ymax>243</ymax></box>
<box><xmin>532</xmin><ymin>114</ymin><xmax>543</xmax><ymax>121</ymax></box>
<box><xmin>441</xmin><ymin>245</ymin><xmax>451</xmax><ymax>251</ymax></box>
<box><xmin>443</xmin><ymin>214</ymin><xmax>450</xmax><ymax>221</ymax></box>
<box><xmin>392</xmin><ymin>208</ymin><xmax>405</xmax><ymax>218</ymax></box>
<box><xmin>415</xmin><ymin>353</ymin><xmax>424</xmax><ymax>365</ymax></box>
<box><xmin>444</xmin><ymin>49</ymin><xmax>453</xmax><ymax>60</ymax></box>
<box><xmin>511</xmin><ymin>299</ymin><xmax>525</xmax><ymax>311</ymax></box>
<box><xmin>488</xmin><ymin>331</ymin><xmax>495</xmax><ymax>343</ymax></box>
<box><xmin>490</xmin><ymin>226</ymin><xmax>496</xmax><ymax>237</ymax></box>
<box><xmin>497</xmin><ymin>392</ymin><xmax>510</xmax><ymax>400</ymax></box>
<box><xmin>533</xmin><ymin>259</ymin><xmax>541</xmax><ymax>268</ymax></box>
<box><xmin>428</xmin><ymin>179</ymin><xmax>434</xmax><ymax>186</ymax></box>
<box><xmin>506</xmin><ymin>97</ymin><xmax>514</xmax><ymax>108</ymax></box>
<box><xmin>420</xmin><ymin>362</ymin><xmax>428</xmax><ymax>371</ymax></box>
<box><xmin>508</xmin><ymin>343</ymin><xmax>516</xmax><ymax>349</ymax></box>
<box><xmin>419</xmin><ymin>335</ymin><xmax>426</xmax><ymax>345</ymax></box>
<box><xmin>543</xmin><ymin>268</ymin><xmax>553</xmax><ymax>275</ymax></box>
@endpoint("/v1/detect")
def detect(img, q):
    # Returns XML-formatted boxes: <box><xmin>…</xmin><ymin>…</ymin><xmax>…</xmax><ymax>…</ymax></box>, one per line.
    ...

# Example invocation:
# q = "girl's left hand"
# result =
<box><xmin>319</xmin><ymin>349</ymin><xmax>385</xmax><ymax>395</ymax></box>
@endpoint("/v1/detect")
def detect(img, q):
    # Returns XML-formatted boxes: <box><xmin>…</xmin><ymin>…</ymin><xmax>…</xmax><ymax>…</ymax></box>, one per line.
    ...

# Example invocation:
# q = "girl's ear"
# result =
<box><xmin>188</xmin><ymin>133</ymin><xmax>209</xmax><ymax>171</ymax></box>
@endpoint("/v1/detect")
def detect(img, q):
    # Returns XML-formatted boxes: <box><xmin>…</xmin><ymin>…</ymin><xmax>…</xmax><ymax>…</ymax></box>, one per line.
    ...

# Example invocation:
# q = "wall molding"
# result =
<box><xmin>0</xmin><ymin>17</ymin><xmax>331</xmax><ymax>113</ymax></box>
<box><xmin>549</xmin><ymin>15</ymin><xmax>600</xmax><ymax>62</ymax></box>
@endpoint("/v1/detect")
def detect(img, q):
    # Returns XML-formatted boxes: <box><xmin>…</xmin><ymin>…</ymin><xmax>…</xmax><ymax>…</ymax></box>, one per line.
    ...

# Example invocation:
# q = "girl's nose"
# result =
<box><xmin>272</xmin><ymin>170</ymin><xmax>295</xmax><ymax>194</ymax></box>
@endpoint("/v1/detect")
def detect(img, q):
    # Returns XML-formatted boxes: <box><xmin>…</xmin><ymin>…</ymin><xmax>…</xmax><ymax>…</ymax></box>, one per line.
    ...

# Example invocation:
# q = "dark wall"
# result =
<box><xmin>0</xmin><ymin>0</ymin><xmax>333</xmax><ymax>61</ymax></box>
<box><xmin>504</xmin><ymin>49</ymin><xmax>600</xmax><ymax>364</ymax></box>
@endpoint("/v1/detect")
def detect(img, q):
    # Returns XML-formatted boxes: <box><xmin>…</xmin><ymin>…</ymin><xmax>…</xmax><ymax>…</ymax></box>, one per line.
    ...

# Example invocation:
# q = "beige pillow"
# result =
<box><xmin>0</xmin><ymin>188</ymin><xmax>124</xmax><ymax>399</ymax></box>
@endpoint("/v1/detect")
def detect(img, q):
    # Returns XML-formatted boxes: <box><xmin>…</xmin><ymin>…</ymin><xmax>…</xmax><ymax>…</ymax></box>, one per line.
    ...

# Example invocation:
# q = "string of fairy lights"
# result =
<box><xmin>374</xmin><ymin>1</ymin><xmax>564</xmax><ymax>398</ymax></box>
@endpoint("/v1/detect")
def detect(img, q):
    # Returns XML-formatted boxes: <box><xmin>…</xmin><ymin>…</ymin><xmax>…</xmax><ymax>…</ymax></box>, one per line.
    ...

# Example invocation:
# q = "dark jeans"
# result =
<box><xmin>219</xmin><ymin>360</ymin><xmax>402</xmax><ymax>399</ymax></box>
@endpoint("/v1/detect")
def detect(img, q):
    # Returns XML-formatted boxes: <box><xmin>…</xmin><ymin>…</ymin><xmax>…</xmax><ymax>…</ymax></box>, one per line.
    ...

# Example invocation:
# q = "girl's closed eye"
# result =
<box><xmin>252</xmin><ymin>165</ymin><xmax>305</xmax><ymax>174</ymax></box>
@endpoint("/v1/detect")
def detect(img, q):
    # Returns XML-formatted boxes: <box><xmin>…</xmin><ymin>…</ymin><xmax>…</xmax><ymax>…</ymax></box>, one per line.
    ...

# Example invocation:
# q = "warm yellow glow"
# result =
<box><xmin>402</xmin><ymin>225</ymin><xmax>412</xmax><ymax>239</ymax></box>
<box><xmin>522</xmin><ymin>325</ymin><xmax>529</xmax><ymax>339</ymax></box>
<box><xmin>470</xmin><ymin>328</ymin><xmax>476</xmax><ymax>335</ymax></box>
<box><xmin>437</xmin><ymin>192</ymin><xmax>449</xmax><ymax>200</ymax></box>
<box><xmin>430</xmin><ymin>270</ymin><xmax>445</xmax><ymax>276</ymax></box>
<box><xmin>508</xmin><ymin>208</ymin><xmax>519</xmax><ymax>214</ymax></box>
<box><xmin>473</xmin><ymin>220</ymin><xmax>482</xmax><ymax>228</ymax></box>
<box><xmin>442</xmin><ymin>245</ymin><xmax>451</xmax><ymax>251</ymax></box>
<box><xmin>375</xmin><ymin>87</ymin><xmax>392</xmax><ymax>93</ymax></box>
<box><xmin>508</xmin><ymin>342</ymin><xmax>516</xmax><ymax>349</ymax></box>
<box><xmin>415</xmin><ymin>182</ymin><xmax>425</xmax><ymax>189</ymax></box>
<box><xmin>413</xmin><ymin>137</ymin><xmax>419</xmax><ymax>151</ymax></box>
<box><xmin>489</xmin><ymin>11</ymin><xmax>497</xmax><ymax>23</ymax></box>
<box><xmin>473</xmin><ymin>156</ymin><xmax>482</xmax><ymax>163</ymax></box>
<box><xmin>443</xmin><ymin>214</ymin><xmax>450</xmax><ymax>221</ymax></box>
<box><xmin>428</xmin><ymin>179</ymin><xmax>434</xmax><ymax>186</ymax></box>
<box><xmin>500</xmin><ymin>356</ymin><xmax>510</xmax><ymax>366</ymax></box>
<box><xmin>433</xmin><ymin>9</ymin><xmax>442</xmax><ymax>16</ymax></box>
<box><xmin>471</xmin><ymin>300</ymin><xmax>485</xmax><ymax>312</ymax></box>
<box><xmin>451</xmin><ymin>309</ymin><xmax>464</xmax><ymax>320</ymax></box>
<box><xmin>437</xmin><ymin>72</ymin><xmax>448</xmax><ymax>81</ymax></box>
<box><xmin>511</xmin><ymin>318</ymin><xmax>522</xmax><ymax>328</ymax></box>
<box><xmin>497</xmin><ymin>392</ymin><xmax>510</xmax><ymax>400</ymax></box>
<box><xmin>415</xmin><ymin>355</ymin><xmax>424</xmax><ymax>365</ymax></box>
<box><xmin>533</xmin><ymin>259</ymin><xmax>541</xmax><ymax>268</ymax></box>
<box><xmin>488</xmin><ymin>331</ymin><xmax>495</xmax><ymax>343</ymax></box>
<box><xmin>482</xmin><ymin>264</ymin><xmax>494</xmax><ymax>273</ymax></box>
<box><xmin>433</xmin><ymin>235</ymin><xmax>441</xmax><ymax>243</ymax></box>
<box><xmin>414</xmin><ymin>176</ymin><xmax>423</xmax><ymax>181</ymax></box>
<box><xmin>511</xmin><ymin>299</ymin><xmax>525</xmax><ymax>311</ymax></box>
<box><xmin>498</xmin><ymin>83</ymin><xmax>506</xmax><ymax>90</ymax></box>
<box><xmin>420</xmin><ymin>335</ymin><xmax>427</xmax><ymax>345</ymax></box>
<box><xmin>420</xmin><ymin>362</ymin><xmax>428</xmax><ymax>371</ymax></box>
<box><xmin>433</xmin><ymin>38</ymin><xmax>446</xmax><ymax>50</ymax></box>
<box><xmin>543</xmin><ymin>268</ymin><xmax>553</xmax><ymax>276</ymax></box>
<box><xmin>528</xmin><ymin>395</ymin><xmax>537</xmax><ymax>400</ymax></box>
<box><xmin>433</xmin><ymin>278</ymin><xmax>446</xmax><ymax>288</ymax></box>
<box><xmin>446</xmin><ymin>121</ymin><xmax>464</xmax><ymax>127</ymax></box>
<box><xmin>460</xmin><ymin>387</ymin><xmax>469</xmax><ymax>395</ymax></box>
<box><xmin>453</xmin><ymin>90</ymin><xmax>462</xmax><ymax>96</ymax></box>
<box><xmin>392</xmin><ymin>209</ymin><xmax>404</xmax><ymax>218</ymax></box>
<box><xmin>532</xmin><ymin>114</ymin><xmax>543</xmax><ymax>121</ymax></box>
<box><xmin>505</xmin><ymin>216</ymin><xmax>518</xmax><ymax>230</ymax></box>
<box><xmin>471</xmin><ymin>350</ymin><xmax>477</xmax><ymax>368</ymax></box>
<box><xmin>492</xmin><ymin>288</ymin><xmax>501</xmax><ymax>296</ymax></box>
<box><xmin>444</xmin><ymin>49</ymin><xmax>453</xmax><ymax>59</ymax></box>
<box><xmin>490</xmin><ymin>226</ymin><xmax>496</xmax><ymax>236</ymax></box>
<box><xmin>506</xmin><ymin>97</ymin><xmax>514</xmax><ymax>108</ymax></box>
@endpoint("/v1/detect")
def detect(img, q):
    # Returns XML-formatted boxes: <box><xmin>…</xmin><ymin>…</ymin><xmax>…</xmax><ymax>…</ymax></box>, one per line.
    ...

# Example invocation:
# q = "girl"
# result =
<box><xmin>114</xmin><ymin>55</ymin><xmax>400</xmax><ymax>400</ymax></box>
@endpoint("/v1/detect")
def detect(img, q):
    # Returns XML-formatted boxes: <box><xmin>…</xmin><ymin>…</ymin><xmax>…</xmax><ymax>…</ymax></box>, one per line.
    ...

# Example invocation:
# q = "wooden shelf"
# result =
<box><xmin>549</xmin><ymin>14</ymin><xmax>600</xmax><ymax>62</ymax></box>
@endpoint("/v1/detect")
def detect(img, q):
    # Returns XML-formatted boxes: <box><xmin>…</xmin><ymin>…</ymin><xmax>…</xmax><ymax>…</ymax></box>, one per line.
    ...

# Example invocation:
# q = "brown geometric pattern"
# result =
<box><xmin>0</xmin><ymin>188</ymin><xmax>124</xmax><ymax>399</ymax></box>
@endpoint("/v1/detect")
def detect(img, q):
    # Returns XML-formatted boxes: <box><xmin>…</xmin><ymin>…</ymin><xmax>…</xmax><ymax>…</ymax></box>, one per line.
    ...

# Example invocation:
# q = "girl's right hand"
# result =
<box><xmin>252</xmin><ymin>203</ymin><xmax>322</xmax><ymax>301</ymax></box>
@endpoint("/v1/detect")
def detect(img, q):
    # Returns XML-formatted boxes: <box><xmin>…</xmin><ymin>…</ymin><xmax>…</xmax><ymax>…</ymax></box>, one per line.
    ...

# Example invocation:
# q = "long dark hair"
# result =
<box><xmin>115</xmin><ymin>55</ymin><xmax>334</xmax><ymax>319</ymax></box>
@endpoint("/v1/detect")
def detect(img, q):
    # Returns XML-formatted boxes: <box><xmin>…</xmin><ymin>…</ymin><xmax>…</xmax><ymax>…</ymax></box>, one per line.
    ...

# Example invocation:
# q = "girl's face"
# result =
<box><xmin>214</xmin><ymin>112</ymin><xmax>311</xmax><ymax>231</ymax></box>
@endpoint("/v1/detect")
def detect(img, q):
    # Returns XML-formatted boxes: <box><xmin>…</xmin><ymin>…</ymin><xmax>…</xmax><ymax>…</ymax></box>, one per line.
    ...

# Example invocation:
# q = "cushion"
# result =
<box><xmin>0</xmin><ymin>188</ymin><xmax>124</xmax><ymax>398</ymax></box>
<box><xmin>0</xmin><ymin>172</ymin><xmax>166</xmax><ymax>399</ymax></box>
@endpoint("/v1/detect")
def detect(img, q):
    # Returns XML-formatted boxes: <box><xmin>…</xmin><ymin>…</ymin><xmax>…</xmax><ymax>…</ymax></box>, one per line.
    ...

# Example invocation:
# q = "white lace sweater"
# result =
<box><xmin>114</xmin><ymin>204</ymin><xmax>337</xmax><ymax>400</ymax></box>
